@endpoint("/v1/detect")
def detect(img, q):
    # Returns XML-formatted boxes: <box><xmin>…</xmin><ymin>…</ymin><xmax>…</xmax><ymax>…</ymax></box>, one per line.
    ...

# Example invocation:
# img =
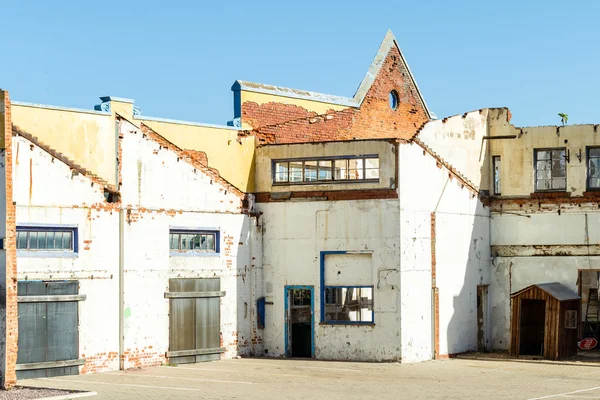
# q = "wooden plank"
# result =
<box><xmin>15</xmin><ymin>358</ymin><xmax>85</xmax><ymax>371</ymax></box>
<box><xmin>18</xmin><ymin>295</ymin><xmax>86</xmax><ymax>303</ymax></box>
<box><xmin>166</xmin><ymin>347</ymin><xmax>226</xmax><ymax>358</ymax></box>
<box><xmin>164</xmin><ymin>291</ymin><xmax>226</xmax><ymax>299</ymax></box>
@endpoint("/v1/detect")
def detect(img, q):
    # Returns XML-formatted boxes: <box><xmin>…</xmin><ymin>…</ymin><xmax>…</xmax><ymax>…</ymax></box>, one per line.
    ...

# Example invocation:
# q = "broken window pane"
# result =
<box><xmin>304</xmin><ymin>161</ymin><xmax>318</xmax><ymax>181</ymax></box>
<box><xmin>169</xmin><ymin>230</ymin><xmax>218</xmax><ymax>253</ymax></box>
<box><xmin>324</xmin><ymin>286</ymin><xmax>374</xmax><ymax>323</ymax></box>
<box><xmin>588</xmin><ymin>148</ymin><xmax>600</xmax><ymax>189</ymax></box>
<box><xmin>535</xmin><ymin>149</ymin><xmax>566</xmax><ymax>191</ymax></box>
<box><xmin>493</xmin><ymin>156</ymin><xmax>501</xmax><ymax>195</ymax></box>
<box><xmin>274</xmin><ymin>162</ymin><xmax>289</xmax><ymax>183</ymax></box>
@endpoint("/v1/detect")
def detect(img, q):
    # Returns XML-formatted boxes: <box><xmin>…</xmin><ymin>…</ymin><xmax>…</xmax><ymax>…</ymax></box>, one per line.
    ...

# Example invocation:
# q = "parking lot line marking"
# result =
<box><xmin>297</xmin><ymin>366</ymin><xmax>360</xmax><ymax>372</ymax></box>
<box><xmin>230</xmin><ymin>360</ymin><xmax>360</xmax><ymax>372</ymax></box>
<box><xmin>527</xmin><ymin>385</ymin><xmax>600</xmax><ymax>400</ymax></box>
<box><xmin>173</xmin><ymin>365</ymin><xmax>310</xmax><ymax>378</ymax></box>
<box><xmin>38</xmin><ymin>377</ymin><xmax>253</xmax><ymax>391</ymax></box>
<box><xmin>108</xmin><ymin>372</ymin><xmax>257</xmax><ymax>385</ymax></box>
<box><xmin>38</xmin><ymin>378</ymin><xmax>209</xmax><ymax>392</ymax></box>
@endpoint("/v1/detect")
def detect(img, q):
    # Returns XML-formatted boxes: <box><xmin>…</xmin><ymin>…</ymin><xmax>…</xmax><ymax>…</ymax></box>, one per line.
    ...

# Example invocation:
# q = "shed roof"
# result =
<box><xmin>511</xmin><ymin>282</ymin><xmax>581</xmax><ymax>301</ymax></box>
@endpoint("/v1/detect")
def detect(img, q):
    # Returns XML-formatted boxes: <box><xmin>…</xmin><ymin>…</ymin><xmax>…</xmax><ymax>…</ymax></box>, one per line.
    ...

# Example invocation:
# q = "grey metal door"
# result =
<box><xmin>16</xmin><ymin>281</ymin><xmax>85</xmax><ymax>379</ymax></box>
<box><xmin>166</xmin><ymin>278</ymin><xmax>225</xmax><ymax>364</ymax></box>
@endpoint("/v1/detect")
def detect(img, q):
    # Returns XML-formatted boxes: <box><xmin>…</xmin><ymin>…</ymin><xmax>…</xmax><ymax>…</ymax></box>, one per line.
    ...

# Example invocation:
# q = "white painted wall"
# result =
<box><xmin>12</xmin><ymin>135</ymin><xmax>120</xmax><ymax>373</ymax></box>
<box><xmin>119</xmin><ymin>120</ymin><xmax>261</xmax><ymax>366</ymax></box>
<box><xmin>399</xmin><ymin>142</ymin><xmax>491</xmax><ymax>360</ymax></box>
<box><xmin>258</xmin><ymin>199</ymin><xmax>401</xmax><ymax>361</ymax></box>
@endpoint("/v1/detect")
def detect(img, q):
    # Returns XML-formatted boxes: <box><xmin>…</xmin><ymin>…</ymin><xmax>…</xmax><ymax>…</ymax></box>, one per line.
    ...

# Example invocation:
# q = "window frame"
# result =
<box><xmin>533</xmin><ymin>147</ymin><xmax>567</xmax><ymax>192</ymax></box>
<box><xmin>16</xmin><ymin>225</ymin><xmax>78</xmax><ymax>257</ymax></box>
<box><xmin>586</xmin><ymin>146</ymin><xmax>600</xmax><ymax>191</ymax></box>
<box><xmin>492</xmin><ymin>155</ymin><xmax>501</xmax><ymax>195</ymax></box>
<box><xmin>272</xmin><ymin>155</ymin><xmax>380</xmax><ymax>185</ymax></box>
<box><xmin>169</xmin><ymin>228</ymin><xmax>220</xmax><ymax>257</ymax></box>
<box><xmin>322</xmin><ymin>285</ymin><xmax>374</xmax><ymax>325</ymax></box>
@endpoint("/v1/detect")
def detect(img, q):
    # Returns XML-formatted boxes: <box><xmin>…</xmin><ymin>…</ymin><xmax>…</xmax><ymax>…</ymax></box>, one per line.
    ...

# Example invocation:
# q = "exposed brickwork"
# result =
<box><xmin>122</xmin><ymin>347</ymin><xmax>166</xmax><ymax>370</ymax></box>
<box><xmin>80</xmin><ymin>351</ymin><xmax>119</xmax><ymax>374</ymax></box>
<box><xmin>2</xmin><ymin>91</ymin><xmax>17</xmax><ymax>389</ymax></box>
<box><xmin>254</xmin><ymin>188</ymin><xmax>398</xmax><ymax>203</ymax></box>
<box><xmin>431</xmin><ymin>212</ymin><xmax>439</xmax><ymax>360</ymax></box>
<box><xmin>242</xmin><ymin>101</ymin><xmax>327</xmax><ymax>129</ymax></box>
<box><xmin>241</xmin><ymin>46</ymin><xmax>429</xmax><ymax>145</ymax></box>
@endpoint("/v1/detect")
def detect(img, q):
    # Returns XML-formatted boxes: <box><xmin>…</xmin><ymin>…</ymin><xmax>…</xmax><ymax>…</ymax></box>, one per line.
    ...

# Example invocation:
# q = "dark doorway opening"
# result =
<box><xmin>519</xmin><ymin>299</ymin><xmax>546</xmax><ymax>356</ymax></box>
<box><xmin>477</xmin><ymin>285</ymin><xmax>488</xmax><ymax>352</ymax></box>
<box><xmin>288</xmin><ymin>288</ymin><xmax>312</xmax><ymax>358</ymax></box>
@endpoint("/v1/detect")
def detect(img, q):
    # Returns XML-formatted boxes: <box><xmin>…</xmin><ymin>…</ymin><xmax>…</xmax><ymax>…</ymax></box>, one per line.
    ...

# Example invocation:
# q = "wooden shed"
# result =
<box><xmin>510</xmin><ymin>282</ymin><xmax>580</xmax><ymax>360</ymax></box>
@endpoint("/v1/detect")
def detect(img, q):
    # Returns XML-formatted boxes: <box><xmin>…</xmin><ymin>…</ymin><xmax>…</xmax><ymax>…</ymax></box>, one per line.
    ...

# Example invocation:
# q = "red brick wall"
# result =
<box><xmin>1</xmin><ymin>90</ymin><xmax>17</xmax><ymax>389</ymax></box>
<box><xmin>241</xmin><ymin>46</ymin><xmax>429</xmax><ymax>145</ymax></box>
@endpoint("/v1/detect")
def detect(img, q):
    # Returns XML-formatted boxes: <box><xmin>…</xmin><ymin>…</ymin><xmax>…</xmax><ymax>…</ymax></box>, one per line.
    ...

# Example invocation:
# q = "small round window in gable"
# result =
<box><xmin>389</xmin><ymin>90</ymin><xmax>399</xmax><ymax>110</ymax></box>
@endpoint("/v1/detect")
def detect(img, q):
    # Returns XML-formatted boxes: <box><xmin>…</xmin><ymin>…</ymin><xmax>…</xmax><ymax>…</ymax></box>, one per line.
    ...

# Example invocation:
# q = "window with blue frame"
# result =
<box><xmin>16</xmin><ymin>226</ymin><xmax>77</xmax><ymax>252</ymax></box>
<box><xmin>324</xmin><ymin>286</ymin><xmax>373</xmax><ymax>323</ymax></box>
<box><xmin>169</xmin><ymin>229</ymin><xmax>219</xmax><ymax>254</ymax></box>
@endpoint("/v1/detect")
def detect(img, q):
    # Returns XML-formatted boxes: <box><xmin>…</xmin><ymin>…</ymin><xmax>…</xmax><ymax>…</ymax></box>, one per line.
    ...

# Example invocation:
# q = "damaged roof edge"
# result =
<box><xmin>352</xmin><ymin>30</ymin><xmax>431</xmax><ymax>119</ymax></box>
<box><xmin>231</xmin><ymin>80</ymin><xmax>359</xmax><ymax>108</ymax></box>
<box><xmin>231</xmin><ymin>30</ymin><xmax>432</xmax><ymax>119</ymax></box>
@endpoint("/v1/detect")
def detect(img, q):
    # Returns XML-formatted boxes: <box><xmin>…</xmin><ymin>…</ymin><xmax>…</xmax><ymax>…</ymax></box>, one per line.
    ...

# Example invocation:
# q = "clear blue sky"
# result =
<box><xmin>2</xmin><ymin>0</ymin><xmax>599</xmax><ymax>127</ymax></box>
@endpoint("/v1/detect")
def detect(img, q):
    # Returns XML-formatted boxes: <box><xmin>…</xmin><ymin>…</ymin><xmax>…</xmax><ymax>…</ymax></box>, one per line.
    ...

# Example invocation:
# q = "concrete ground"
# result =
<box><xmin>17</xmin><ymin>357</ymin><xmax>600</xmax><ymax>400</ymax></box>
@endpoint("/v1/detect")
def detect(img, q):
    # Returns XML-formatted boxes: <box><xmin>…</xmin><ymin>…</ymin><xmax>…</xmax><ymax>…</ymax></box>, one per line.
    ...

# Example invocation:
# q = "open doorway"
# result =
<box><xmin>519</xmin><ymin>299</ymin><xmax>546</xmax><ymax>356</ymax></box>
<box><xmin>285</xmin><ymin>286</ymin><xmax>314</xmax><ymax>358</ymax></box>
<box><xmin>477</xmin><ymin>285</ymin><xmax>488</xmax><ymax>352</ymax></box>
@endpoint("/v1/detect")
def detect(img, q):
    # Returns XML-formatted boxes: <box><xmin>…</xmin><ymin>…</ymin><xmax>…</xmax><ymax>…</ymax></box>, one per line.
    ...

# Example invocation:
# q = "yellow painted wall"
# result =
<box><xmin>255</xmin><ymin>140</ymin><xmax>396</xmax><ymax>193</ymax></box>
<box><xmin>139</xmin><ymin>119</ymin><xmax>256</xmax><ymax>192</ymax></box>
<box><xmin>11</xmin><ymin>104</ymin><xmax>116</xmax><ymax>186</ymax></box>
<box><xmin>489</xmin><ymin>109</ymin><xmax>600</xmax><ymax>196</ymax></box>
<box><xmin>241</xmin><ymin>91</ymin><xmax>348</xmax><ymax>115</ymax></box>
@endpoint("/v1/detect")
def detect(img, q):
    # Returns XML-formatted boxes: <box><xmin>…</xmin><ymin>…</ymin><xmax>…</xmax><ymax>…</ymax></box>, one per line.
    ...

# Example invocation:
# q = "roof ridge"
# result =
<box><xmin>12</xmin><ymin>126</ymin><xmax>117</xmax><ymax>193</ymax></box>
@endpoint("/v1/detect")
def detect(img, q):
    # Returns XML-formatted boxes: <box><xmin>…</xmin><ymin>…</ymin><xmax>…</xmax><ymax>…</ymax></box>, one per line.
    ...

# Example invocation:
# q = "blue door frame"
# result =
<box><xmin>284</xmin><ymin>285</ymin><xmax>315</xmax><ymax>358</ymax></box>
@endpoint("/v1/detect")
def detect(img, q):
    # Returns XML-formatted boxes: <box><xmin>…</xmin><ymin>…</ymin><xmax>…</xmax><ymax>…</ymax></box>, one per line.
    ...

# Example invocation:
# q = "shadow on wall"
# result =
<box><xmin>438</xmin><ymin>146</ymin><xmax>492</xmax><ymax>357</ymax></box>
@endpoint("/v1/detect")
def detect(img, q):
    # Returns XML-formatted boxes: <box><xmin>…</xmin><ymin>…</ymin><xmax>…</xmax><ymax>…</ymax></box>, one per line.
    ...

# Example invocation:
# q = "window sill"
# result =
<box><xmin>17</xmin><ymin>251</ymin><xmax>78</xmax><ymax>259</ymax></box>
<box><xmin>169</xmin><ymin>251</ymin><xmax>220</xmax><ymax>258</ymax></box>
<box><xmin>319</xmin><ymin>322</ymin><xmax>375</xmax><ymax>326</ymax></box>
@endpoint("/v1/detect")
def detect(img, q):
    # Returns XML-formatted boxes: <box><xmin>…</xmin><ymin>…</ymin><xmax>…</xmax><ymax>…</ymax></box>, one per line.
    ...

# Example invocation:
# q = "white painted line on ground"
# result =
<box><xmin>108</xmin><ymin>372</ymin><xmax>257</xmax><ymax>385</ymax></box>
<box><xmin>297</xmin><ymin>366</ymin><xmax>361</xmax><ymax>372</ymax></box>
<box><xmin>37</xmin><ymin>391</ymin><xmax>97</xmax><ymax>400</ymax></box>
<box><xmin>173</xmin><ymin>365</ymin><xmax>310</xmax><ymax>378</ymax></box>
<box><xmin>229</xmin><ymin>359</ymin><xmax>361</xmax><ymax>372</ymax></box>
<box><xmin>560</xmin><ymin>396</ymin><xmax>600</xmax><ymax>398</ymax></box>
<box><xmin>528</xmin><ymin>386</ymin><xmax>600</xmax><ymax>400</ymax></box>
<box><xmin>38</xmin><ymin>378</ymin><xmax>249</xmax><ymax>392</ymax></box>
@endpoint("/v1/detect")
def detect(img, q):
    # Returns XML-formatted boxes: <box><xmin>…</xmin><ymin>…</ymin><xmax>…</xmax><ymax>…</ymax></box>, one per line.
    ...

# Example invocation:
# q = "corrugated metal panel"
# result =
<box><xmin>169</xmin><ymin>278</ymin><xmax>221</xmax><ymax>365</ymax></box>
<box><xmin>17</xmin><ymin>281</ymin><xmax>79</xmax><ymax>379</ymax></box>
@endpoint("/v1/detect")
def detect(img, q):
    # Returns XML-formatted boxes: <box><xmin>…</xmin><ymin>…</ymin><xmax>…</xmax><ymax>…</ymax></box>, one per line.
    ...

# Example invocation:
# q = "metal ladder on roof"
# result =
<box><xmin>584</xmin><ymin>288</ymin><xmax>600</xmax><ymax>339</ymax></box>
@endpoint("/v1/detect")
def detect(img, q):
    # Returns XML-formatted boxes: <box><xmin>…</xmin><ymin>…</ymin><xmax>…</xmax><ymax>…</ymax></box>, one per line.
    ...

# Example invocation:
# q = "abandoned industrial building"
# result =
<box><xmin>0</xmin><ymin>30</ymin><xmax>598</xmax><ymax>388</ymax></box>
